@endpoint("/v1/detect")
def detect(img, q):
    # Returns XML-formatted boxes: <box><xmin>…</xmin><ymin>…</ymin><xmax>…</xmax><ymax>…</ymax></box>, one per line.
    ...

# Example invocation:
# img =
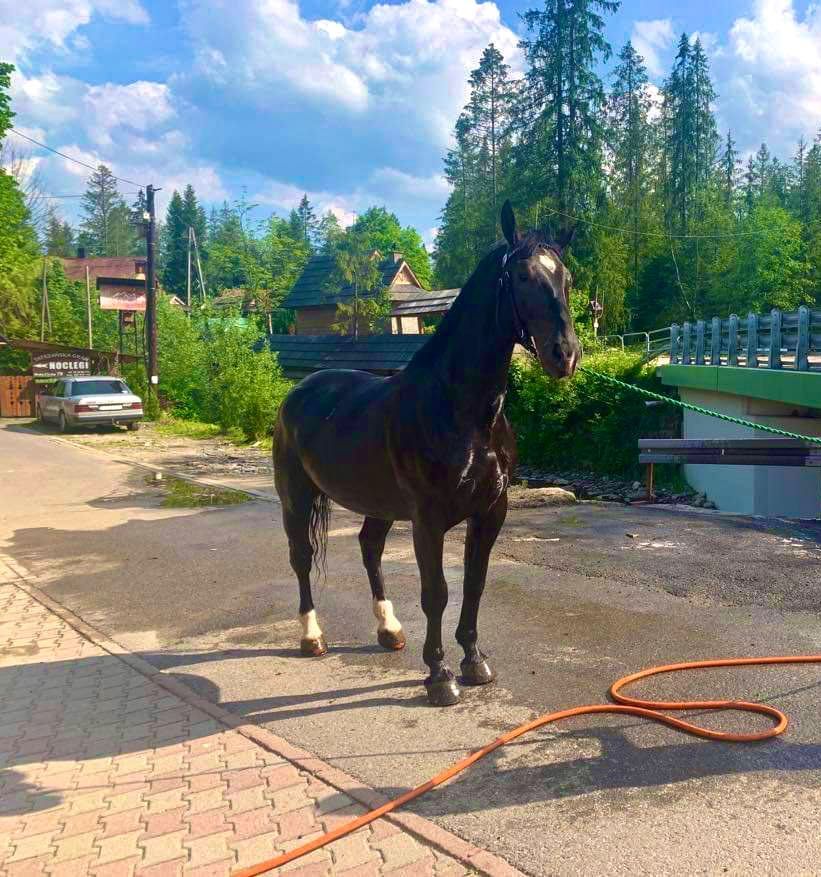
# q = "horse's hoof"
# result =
<box><xmin>378</xmin><ymin>628</ymin><xmax>406</xmax><ymax>651</ymax></box>
<box><xmin>425</xmin><ymin>671</ymin><xmax>461</xmax><ymax>706</ymax></box>
<box><xmin>460</xmin><ymin>657</ymin><xmax>495</xmax><ymax>686</ymax></box>
<box><xmin>300</xmin><ymin>636</ymin><xmax>327</xmax><ymax>657</ymax></box>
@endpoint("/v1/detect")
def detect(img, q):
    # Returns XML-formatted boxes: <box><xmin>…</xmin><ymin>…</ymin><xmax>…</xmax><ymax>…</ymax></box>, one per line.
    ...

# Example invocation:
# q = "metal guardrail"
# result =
<box><xmin>603</xmin><ymin>307</ymin><xmax>821</xmax><ymax>372</ymax></box>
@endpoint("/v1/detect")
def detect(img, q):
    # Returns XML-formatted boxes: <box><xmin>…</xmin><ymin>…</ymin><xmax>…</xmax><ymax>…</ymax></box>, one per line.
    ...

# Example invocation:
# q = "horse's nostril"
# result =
<box><xmin>553</xmin><ymin>343</ymin><xmax>564</xmax><ymax>360</ymax></box>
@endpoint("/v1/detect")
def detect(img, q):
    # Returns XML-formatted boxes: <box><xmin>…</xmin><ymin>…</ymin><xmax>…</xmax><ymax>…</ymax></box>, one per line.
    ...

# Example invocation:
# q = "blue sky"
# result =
<box><xmin>3</xmin><ymin>1</ymin><xmax>821</xmax><ymax>243</ymax></box>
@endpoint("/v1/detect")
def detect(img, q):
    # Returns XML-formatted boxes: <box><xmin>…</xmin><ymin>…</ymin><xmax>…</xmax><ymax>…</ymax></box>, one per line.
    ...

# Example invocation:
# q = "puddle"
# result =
<box><xmin>143</xmin><ymin>474</ymin><xmax>250</xmax><ymax>508</ymax></box>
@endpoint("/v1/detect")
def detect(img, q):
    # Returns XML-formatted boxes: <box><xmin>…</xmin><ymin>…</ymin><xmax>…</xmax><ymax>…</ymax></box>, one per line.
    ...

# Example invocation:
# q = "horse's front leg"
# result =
<box><xmin>456</xmin><ymin>494</ymin><xmax>507</xmax><ymax>685</ymax></box>
<box><xmin>413</xmin><ymin>516</ymin><xmax>461</xmax><ymax>706</ymax></box>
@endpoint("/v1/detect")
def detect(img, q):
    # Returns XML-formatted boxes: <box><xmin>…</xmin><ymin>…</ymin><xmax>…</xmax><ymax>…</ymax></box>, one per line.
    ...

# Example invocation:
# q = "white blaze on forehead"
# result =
<box><xmin>373</xmin><ymin>599</ymin><xmax>403</xmax><ymax>633</ymax></box>
<box><xmin>538</xmin><ymin>253</ymin><xmax>558</xmax><ymax>272</ymax></box>
<box><xmin>300</xmin><ymin>610</ymin><xmax>323</xmax><ymax>640</ymax></box>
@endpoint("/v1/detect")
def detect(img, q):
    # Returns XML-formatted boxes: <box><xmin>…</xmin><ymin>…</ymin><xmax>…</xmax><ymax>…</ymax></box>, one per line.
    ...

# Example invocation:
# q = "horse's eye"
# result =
<box><xmin>518</xmin><ymin>271</ymin><xmax>528</xmax><ymax>282</ymax></box>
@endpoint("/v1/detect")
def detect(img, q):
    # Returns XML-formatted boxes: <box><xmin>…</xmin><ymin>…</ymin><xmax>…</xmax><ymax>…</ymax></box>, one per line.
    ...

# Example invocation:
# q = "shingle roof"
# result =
<box><xmin>263</xmin><ymin>334</ymin><xmax>428</xmax><ymax>375</ymax></box>
<box><xmin>60</xmin><ymin>257</ymin><xmax>144</xmax><ymax>283</ymax></box>
<box><xmin>282</xmin><ymin>253</ymin><xmax>406</xmax><ymax>309</ymax></box>
<box><xmin>390</xmin><ymin>290</ymin><xmax>459</xmax><ymax>317</ymax></box>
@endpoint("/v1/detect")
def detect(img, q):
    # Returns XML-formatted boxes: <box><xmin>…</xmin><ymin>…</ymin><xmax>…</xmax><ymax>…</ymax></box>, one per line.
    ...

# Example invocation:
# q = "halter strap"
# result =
<box><xmin>497</xmin><ymin>245</ymin><xmax>539</xmax><ymax>356</ymax></box>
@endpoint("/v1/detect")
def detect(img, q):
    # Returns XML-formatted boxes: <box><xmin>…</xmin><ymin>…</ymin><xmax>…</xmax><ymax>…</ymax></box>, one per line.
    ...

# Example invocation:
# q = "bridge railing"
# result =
<box><xmin>667</xmin><ymin>307</ymin><xmax>821</xmax><ymax>371</ymax></box>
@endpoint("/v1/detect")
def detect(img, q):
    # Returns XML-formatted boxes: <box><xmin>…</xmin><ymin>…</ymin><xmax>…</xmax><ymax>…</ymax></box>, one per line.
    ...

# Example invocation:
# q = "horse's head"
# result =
<box><xmin>499</xmin><ymin>200</ymin><xmax>581</xmax><ymax>379</ymax></box>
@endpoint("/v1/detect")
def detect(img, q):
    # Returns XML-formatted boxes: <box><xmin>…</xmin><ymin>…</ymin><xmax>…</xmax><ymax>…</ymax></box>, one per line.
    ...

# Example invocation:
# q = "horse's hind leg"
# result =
<box><xmin>278</xmin><ymin>464</ymin><xmax>328</xmax><ymax>657</ymax></box>
<box><xmin>359</xmin><ymin>517</ymin><xmax>405</xmax><ymax>651</ymax></box>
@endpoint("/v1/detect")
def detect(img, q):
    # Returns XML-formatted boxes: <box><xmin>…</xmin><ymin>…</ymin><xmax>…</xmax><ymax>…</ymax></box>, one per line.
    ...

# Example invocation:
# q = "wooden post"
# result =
<box><xmin>145</xmin><ymin>184</ymin><xmax>159</xmax><ymax>392</ymax></box>
<box><xmin>710</xmin><ymin>317</ymin><xmax>721</xmax><ymax>365</ymax></box>
<box><xmin>646</xmin><ymin>462</ymin><xmax>655</xmax><ymax>503</ymax></box>
<box><xmin>695</xmin><ymin>320</ymin><xmax>705</xmax><ymax>365</ymax></box>
<box><xmin>796</xmin><ymin>306</ymin><xmax>810</xmax><ymax>371</ymax></box>
<box><xmin>682</xmin><ymin>321</ymin><xmax>692</xmax><ymax>365</ymax></box>
<box><xmin>746</xmin><ymin>313</ymin><xmax>759</xmax><ymax>368</ymax></box>
<box><xmin>40</xmin><ymin>259</ymin><xmax>47</xmax><ymax>342</ymax></box>
<box><xmin>728</xmin><ymin>314</ymin><xmax>739</xmax><ymax>366</ymax></box>
<box><xmin>768</xmin><ymin>308</ymin><xmax>782</xmax><ymax>369</ymax></box>
<box><xmin>186</xmin><ymin>226</ymin><xmax>192</xmax><ymax>309</ymax></box>
<box><xmin>670</xmin><ymin>324</ymin><xmax>679</xmax><ymax>363</ymax></box>
<box><xmin>85</xmin><ymin>265</ymin><xmax>93</xmax><ymax>348</ymax></box>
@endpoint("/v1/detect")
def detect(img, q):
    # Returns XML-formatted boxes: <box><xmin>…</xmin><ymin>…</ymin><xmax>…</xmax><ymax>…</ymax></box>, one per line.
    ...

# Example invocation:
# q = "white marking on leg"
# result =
<box><xmin>300</xmin><ymin>609</ymin><xmax>323</xmax><ymax>641</ymax></box>
<box><xmin>373</xmin><ymin>599</ymin><xmax>402</xmax><ymax>633</ymax></box>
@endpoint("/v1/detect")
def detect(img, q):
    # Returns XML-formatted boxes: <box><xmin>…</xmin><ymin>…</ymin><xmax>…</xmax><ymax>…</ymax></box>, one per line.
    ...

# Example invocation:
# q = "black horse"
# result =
<box><xmin>273</xmin><ymin>201</ymin><xmax>581</xmax><ymax>705</ymax></box>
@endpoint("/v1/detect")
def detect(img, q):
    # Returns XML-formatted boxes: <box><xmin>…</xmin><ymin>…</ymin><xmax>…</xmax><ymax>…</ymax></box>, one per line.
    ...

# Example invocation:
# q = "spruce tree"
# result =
<box><xmin>720</xmin><ymin>131</ymin><xmax>740</xmax><ymax>208</ymax></box>
<box><xmin>608</xmin><ymin>40</ymin><xmax>653</xmax><ymax>310</ymax></box>
<box><xmin>518</xmin><ymin>0</ymin><xmax>619</xmax><ymax>217</ymax></box>
<box><xmin>45</xmin><ymin>209</ymin><xmax>75</xmax><ymax>257</ymax></box>
<box><xmin>161</xmin><ymin>191</ymin><xmax>187</xmax><ymax>295</ymax></box>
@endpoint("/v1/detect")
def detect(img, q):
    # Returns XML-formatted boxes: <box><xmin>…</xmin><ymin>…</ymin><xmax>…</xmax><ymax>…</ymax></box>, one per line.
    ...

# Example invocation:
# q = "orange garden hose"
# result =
<box><xmin>234</xmin><ymin>654</ymin><xmax>821</xmax><ymax>877</ymax></box>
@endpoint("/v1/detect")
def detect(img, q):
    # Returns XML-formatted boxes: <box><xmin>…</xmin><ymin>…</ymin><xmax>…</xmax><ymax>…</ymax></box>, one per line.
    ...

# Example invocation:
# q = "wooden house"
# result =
<box><xmin>282</xmin><ymin>251</ymin><xmax>456</xmax><ymax>336</ymax></box>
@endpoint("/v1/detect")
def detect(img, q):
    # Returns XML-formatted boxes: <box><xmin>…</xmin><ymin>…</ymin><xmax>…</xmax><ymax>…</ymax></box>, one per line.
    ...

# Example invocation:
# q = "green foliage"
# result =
<box><xmin>328</xmin><ymin>227</ymin><xmax>387</xmax><ymax>337</ymax></box>
<box><xmin>0</xmin><ymin>62</ymin><xmax>13</xmax><ymax>141</ymax></box>
<box><xmin>507</xmin><ymin>350</ymin><xmax>679</xmax><ymax>477</ymax></box>
<box><xmin>80</xmin><ymin>165</ymin><xmax>138</xmax><ymax>257</ymax></box>
<box><xmin>0</xmin><ymin>63</ymin><xmax>39</xmax><ymax>339</ymax></box>
<box><xmin>200</xmin><ymin>319</ymin><xmax>291</xmax><ymax>441</ymax></box>
<box><xmin>331</xmin><ymin>289</ymin><xmax>391</xmax><ymax>336</ymax></box>
<box><xmin>350</xmin><ymin>207</ymin><xmax>432</xmax><ymax>288</ymax></box>
<box><xmin>45</xmin><ymin>209</ymin><xmax>75</xmax><ymax>257</ymax></box>
<box><xmin>161</xmin><ymin>185</ymin><xmax>207</xmax><ymax>297</ymax></box>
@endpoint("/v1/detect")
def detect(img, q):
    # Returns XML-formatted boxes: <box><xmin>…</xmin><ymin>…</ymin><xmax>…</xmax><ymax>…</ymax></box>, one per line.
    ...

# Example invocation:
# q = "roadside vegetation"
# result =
<box><xmin>507</xmin><ymin>349</ymin><xmax>680</xmax><ymax>479</ymax></box>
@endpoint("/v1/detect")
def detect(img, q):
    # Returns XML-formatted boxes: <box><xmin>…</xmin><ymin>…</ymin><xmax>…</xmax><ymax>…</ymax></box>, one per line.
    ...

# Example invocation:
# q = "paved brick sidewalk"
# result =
<box><xmin>0</xmin><ymin>566</ymin><xmax>514</xmax><ymax>877</ymax></box>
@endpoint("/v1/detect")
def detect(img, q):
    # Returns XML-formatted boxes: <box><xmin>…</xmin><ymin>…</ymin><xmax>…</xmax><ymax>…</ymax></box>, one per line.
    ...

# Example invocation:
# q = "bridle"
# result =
<box><xmin>497</xmin><ymin>242</ymin><xmax>564</xmax><ymax>357</ymax></box>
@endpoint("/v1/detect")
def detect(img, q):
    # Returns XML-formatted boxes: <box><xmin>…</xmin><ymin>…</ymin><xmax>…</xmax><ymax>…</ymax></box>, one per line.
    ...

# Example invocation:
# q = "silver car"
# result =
<box><xmin>36</xmin><ymin>375</ymin><xmax>144</xmax><ymax>432</ymax></box>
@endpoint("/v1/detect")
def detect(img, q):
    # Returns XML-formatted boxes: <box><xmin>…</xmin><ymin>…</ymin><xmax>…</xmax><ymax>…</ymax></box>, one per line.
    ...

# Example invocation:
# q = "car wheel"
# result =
<box><xmin>127</xmin><ymin>421</ymin><xmax>141</xmax><ymax>431</ymax></box>
<box><xmin>58</xmin><ymin>411</ymin><xmax>69</xmax><ymax>434</ymax></box>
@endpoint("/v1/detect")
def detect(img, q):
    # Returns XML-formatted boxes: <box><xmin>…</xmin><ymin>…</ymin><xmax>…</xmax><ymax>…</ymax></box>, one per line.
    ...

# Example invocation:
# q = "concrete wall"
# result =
<box><xmin>680</xmin><ymin>387</ymin><xmax>821</xmax><ymax>518</ymax></box>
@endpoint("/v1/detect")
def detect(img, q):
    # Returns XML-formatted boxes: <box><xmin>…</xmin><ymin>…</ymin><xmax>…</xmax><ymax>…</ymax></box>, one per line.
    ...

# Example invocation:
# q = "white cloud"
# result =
<box><xmin>631</xmin><ymin>18</ymin><xmax>675</xmax><ymax>78</ymax></box>
<box><xmin>722</xmin><ymin>0</ymin><xmax>821</xmax><ymax>152</ymax></box>
<box><xmin>180</xmin><ymin>0</ymin><xmax>521</xmax><ymax>148</ymax></box>
<box><xmin>82</xmin><ymin>82</ymin><xmax>176</xmax><ymax>147</ymax></box>
<box><xmin>0</xmin><ymin>0</ymin><xmax>148</xmax><ymax>64</ymax></box>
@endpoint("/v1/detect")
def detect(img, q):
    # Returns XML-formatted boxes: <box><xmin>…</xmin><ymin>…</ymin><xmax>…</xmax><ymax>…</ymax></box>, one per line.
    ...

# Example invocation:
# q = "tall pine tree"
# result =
<box><xmin>517</xmin><ymin>0</ymin><xmax>619</xmax><ymax>218</ymax></box>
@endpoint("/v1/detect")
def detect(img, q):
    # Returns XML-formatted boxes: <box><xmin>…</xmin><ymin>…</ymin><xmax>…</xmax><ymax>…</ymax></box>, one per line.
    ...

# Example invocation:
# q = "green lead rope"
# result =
<box><xmin>579</xmin><ymin>367</ymin><xmax>821</xmax><ymax>447</ymax></box>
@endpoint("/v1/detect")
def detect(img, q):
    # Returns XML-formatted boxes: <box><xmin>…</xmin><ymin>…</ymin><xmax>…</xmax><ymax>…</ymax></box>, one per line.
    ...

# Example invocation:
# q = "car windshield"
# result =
<box><xmin>74</xmin><ymin>380</ymin><xmax>129</xmax><ymax>396</ymax></box>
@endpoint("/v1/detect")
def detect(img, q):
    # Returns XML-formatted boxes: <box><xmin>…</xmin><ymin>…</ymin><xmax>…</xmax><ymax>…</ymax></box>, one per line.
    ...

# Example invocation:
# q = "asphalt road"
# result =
<box><xmin>2</xmin><ymin>420</ymin><xmax>821</xmax><ymax>876</ymax></box>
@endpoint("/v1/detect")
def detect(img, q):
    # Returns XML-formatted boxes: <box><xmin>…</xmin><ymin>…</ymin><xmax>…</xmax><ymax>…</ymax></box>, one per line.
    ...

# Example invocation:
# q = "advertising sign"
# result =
<box><xmin>31</xmin><ymin>352</ymin><xmax>92</xmax><ymax>378</ymax></box>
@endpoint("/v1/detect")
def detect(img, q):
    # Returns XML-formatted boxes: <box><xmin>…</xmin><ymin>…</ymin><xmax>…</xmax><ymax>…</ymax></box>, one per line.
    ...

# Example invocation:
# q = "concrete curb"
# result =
<box><xmin>0</xmin><ymin>553</ymin><xmax>524</xmax><ymax>877</ymax></box>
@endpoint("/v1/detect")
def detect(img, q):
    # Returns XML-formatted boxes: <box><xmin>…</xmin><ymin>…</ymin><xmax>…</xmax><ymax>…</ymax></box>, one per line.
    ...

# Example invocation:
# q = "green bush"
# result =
<box><xmin>201</xmin><ymin>318</ymin><xmax>291</xmax><ymax>441</ymax></box>
<box><xmin>153</xmin><ymin>299</ymin><xmax>290</xmax><ymax>441</ymax></box>
<box><xmin>506</xmin><ymin>349</ymin><xmax>680</xmax><ymax>478</ymax></box>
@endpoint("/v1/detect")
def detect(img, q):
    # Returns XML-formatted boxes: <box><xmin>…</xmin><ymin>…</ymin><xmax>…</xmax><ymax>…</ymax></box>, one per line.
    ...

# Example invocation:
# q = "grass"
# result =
<box><xmin>145</xmin><ymin>474</ymin><xmax>250</xmax><ymax>508</ymax></box>
<box><xmin>154</xmin><ymin>415</ymin><xmax>273</xmax><ymax>451</ymax></box>
<box><xmin>153</xmin><ymin>416</ymin><xmax>221</xmax><ymax>440</ymax></box>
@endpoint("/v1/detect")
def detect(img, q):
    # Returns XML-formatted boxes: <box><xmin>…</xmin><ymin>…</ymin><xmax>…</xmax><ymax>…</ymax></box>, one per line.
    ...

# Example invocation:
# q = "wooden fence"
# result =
<box><xmin>668</xmin><ymin>307</ymin><xmax>821</xmax><ymax>371</ymax></box>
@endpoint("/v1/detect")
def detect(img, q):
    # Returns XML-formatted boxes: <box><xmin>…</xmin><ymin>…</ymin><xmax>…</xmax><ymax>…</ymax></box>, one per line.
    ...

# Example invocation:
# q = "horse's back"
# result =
<box><xmin>275</xmin><ymin>369</ymin><xmax>410</xmax><ymax>518</ymax></box>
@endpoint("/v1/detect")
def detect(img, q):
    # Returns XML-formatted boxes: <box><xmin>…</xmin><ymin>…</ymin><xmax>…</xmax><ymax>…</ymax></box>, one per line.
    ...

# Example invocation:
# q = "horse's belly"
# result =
<box><xmin>302</xmin><ymin>444</ymin><xmax>412</xmax><ymax>521</ymax></box>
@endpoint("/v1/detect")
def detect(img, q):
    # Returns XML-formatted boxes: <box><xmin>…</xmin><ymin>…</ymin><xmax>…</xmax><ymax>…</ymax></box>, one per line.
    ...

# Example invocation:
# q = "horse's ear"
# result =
<box><xmin>555</xmin><ymin>225</ymin><xmax>577</xmax><ymax>254</ymax></box>
<box><xmin>501</xmin><ymin>200</ymin><xmax>518</xmax><ymax>248</ymax></box>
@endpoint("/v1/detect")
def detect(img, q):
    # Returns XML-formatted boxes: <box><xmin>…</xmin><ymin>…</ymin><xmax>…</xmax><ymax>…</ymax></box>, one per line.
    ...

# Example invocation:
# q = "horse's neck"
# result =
<box><xmin>420</xmin><ymin>269</ymin><xmax>516</xmax><ymax>428</ymax></box>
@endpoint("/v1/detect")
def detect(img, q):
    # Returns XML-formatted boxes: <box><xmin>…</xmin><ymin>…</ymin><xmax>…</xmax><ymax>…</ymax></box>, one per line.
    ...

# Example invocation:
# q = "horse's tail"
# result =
<box><xmin>308</xmin><ymin>492</ymin><xmax>331</xmax><ymax>578</ymax></box>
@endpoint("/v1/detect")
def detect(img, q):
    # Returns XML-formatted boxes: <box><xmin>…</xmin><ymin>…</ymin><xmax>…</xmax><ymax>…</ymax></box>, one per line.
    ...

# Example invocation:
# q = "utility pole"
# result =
<box><xmin>191</xmin><ymin>228</ymin><xmax>206</xmax><ymax>304</ymax></box>
<box><xmin>85</xmin><ymin>265</ymin><xmax>93</xmax><ymax>348</ymax></box>
<box><xmin>186</xmin><ymin>226</ymin><xmax>192</xmax><ymax>309</ymax></box>
<box><xmin>40</xmin><ymin>258</ymin><xmax>51</xmax><ymax>341</ymax></box>
<box><xmin>145</xmin><ymin>184</ymin><xmax>159</xmax><ymax>393</ymax></box>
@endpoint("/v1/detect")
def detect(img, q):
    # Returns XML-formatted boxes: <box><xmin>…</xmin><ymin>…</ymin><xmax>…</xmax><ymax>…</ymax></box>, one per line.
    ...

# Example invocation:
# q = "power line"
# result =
<box><xmin>542</xmin><ymin>206</ymin><xmax>820</xmax><ymax>241</ymax></box>
<box><xmin>8</xmin><ymin>128</ymin><xmax>145</xmax><ymax>188</ymax></box>
<box><xmin>41</xmin><ymin>192</ymin><xmax>140</xmax><ymax>199</ymax></box>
